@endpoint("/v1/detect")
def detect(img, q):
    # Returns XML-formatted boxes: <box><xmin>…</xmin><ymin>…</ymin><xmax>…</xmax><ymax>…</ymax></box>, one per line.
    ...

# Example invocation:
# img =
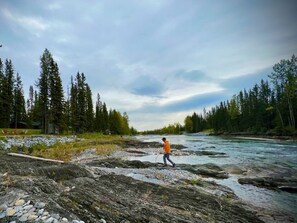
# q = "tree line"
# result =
<box><xmin>0</xmin><ymin>49</ymin><xmax>135</xmax><ymax>135</ymax></box>
<box><xmin>146</xmin><ymin>55</ymin><xmax>297</xmax><ymax>136</ymax></box>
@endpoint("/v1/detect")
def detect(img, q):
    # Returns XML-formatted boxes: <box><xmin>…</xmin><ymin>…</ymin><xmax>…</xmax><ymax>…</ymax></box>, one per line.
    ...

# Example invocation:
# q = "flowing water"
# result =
<box><xmin>131</xmin><ymin>134</ymin><xmax>297</xmax><ymax>219</ymax></box>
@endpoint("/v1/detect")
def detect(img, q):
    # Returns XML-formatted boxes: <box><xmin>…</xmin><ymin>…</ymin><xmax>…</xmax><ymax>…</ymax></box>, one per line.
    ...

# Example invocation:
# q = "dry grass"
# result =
<box><xmin>1</xmin><ymin>130</ymin><xmax>126</xmax><ymax>162</ymax></box>
<box><xmin>31</xmin><ymin>133</ymin><xmax>124</xmax><ymax>162</ymax></box>
<box><xmin>0</xmin><ymin>128</ymin><xmax>41</xmax><ymax>135</ymax></box>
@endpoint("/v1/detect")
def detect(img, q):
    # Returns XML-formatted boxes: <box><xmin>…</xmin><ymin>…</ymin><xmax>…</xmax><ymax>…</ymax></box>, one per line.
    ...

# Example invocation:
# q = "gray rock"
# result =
<box><xmin>61</xmin><ymin>217</ymin><xmax>69</xmax><ymax>223</ymax></box>
<box><xmin>45</xmin><ymin>216</ymin><xmax>54</xmax><ymax>223</ymax></box>
<box><xmin>35</xmin><ymin>201</ymin><xmax>46</xmax><ymax>209</ymax></box>
<box><xmin>27</xmin><ymin>207</ymin><xmax>36</xmax><ymax>213</ymax></box>
<box><xmin>51</xmin><ymin>213</ymin><xmax>60</xmax><ymax>219</ymax></box>
<box><xmin>28</xmin><ymin>214</ymin><xmax>38</xmax><ymax>221</ymax></box>
<box><xmin>23</xmin><ymin>204</ymin><xmax>33</xmax><ymax>210</ymax></box>
<box><xmin>41</xmin><ymin>215</ymin><xmax>50</xmax><ymax>221</ymax></box>
<box><xmin>15</xmin><ymin>199</ymin><xmax>25</xmax><ymax>206</ymax></box>
<box><xmin>6</xmin><ymin>207</ymin><xmax>16</xmax><ymax>216</ymax></box>
<box><xmin>16</xmin><ymin>209</ymin><xmax>23</xmax><ymax>217</ymax></box>
<box><xmin>52</xmin><ymin>218</ymin><xmax>59</xmax><ymax>223</ymax></box>
<box><xmin>24</xmin><ymin>200</ymin><xmax>31</xmax><ymax>206</ymax></box>
<box><xmin>37</xmin><ymin>208</ymin><xmax>44</xmax><ymax>216</ymax></box>
<box><xmin>0</xmin><ymin>212</ymin><xmax>6</xmax><ymax>219</ymax></box>
<box><xmin>0</xmin><ymin>204</ymin><xmax>8</xmax><ymax>211</ymax></box>
<box><xmin>19</xmin><ymin>214</ymin><xmax>29</xmax><ymax>222</ymax></box>
<box><xmin>14</xmin><ymin>205</ymin><xmax>22</xmax><ymax>212</ymax></box>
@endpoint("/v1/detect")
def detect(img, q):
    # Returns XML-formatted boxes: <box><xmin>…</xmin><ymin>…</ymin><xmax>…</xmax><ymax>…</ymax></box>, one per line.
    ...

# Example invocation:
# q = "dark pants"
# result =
<box><xmin>163</xmin><ymin>153</ymin><xmax>175</xmax><ymax>166</ymax></box>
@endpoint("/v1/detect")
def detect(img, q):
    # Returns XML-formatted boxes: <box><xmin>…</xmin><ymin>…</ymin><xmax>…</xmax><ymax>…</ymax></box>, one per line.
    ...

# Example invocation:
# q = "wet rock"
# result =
<box><xmin>238</xmin><ymin>177</ymin><xmax>297</xmax><ymax>193</ymax></box>
<box><xmin>278</xmin><ymin>186</ymin><xmax>297</xmax><ymax>193</ymax></box>
<box><xmin>179</xmin><ymin>163</ymin><xmax>229</xmax><ymax>179</ymax></box>
<box><xmin>191</xmin><ymin>150</ymin><xmax>227</xmax><ymax>156</ymax></box>
<box><xmin>88</xmin><ymin>158</ymin><xmax>229</xmax><ymax>179</ymax></box>
<box><xmin>87</xmin><ymin>158</ymin><xmax>156</xmax><ymax>169</ymax></box>
<box><xmin>222</xmin><ymin>164</ymin><xmax>247</xmax><ymax>175</ymax></box>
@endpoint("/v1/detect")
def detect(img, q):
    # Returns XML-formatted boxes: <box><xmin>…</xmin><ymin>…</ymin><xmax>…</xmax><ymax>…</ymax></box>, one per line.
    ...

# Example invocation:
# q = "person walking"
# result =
<box><xmin>162</xmin><ymin>137</ymin><xmax>175</xmax><ymax>167</ymax></box>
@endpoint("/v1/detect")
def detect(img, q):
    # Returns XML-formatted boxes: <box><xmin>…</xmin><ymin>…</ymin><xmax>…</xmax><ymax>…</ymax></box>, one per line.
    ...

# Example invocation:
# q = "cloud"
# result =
<box><xmin>128</xmin><ymin>75</ymin><xmax>164</xmax><ymax>96</ymax></box>
<box><xmin>1</xmin><ymin>7</ymin><xmax>48</xmax><ymax>32</ymax></box>
<box><xmin>130</xmin><ymin>90</ymin><xmax>227</xmax><ymax>114</ymax></box>
<box><xmin>219</xmin><ymin>67</ymin><xmax>273</xmax><ymax>93</ymax></box>
<box><xmin>173</xmin><ymin>69</ymin><xmax>210</xmax><ymax>82</ymax></box>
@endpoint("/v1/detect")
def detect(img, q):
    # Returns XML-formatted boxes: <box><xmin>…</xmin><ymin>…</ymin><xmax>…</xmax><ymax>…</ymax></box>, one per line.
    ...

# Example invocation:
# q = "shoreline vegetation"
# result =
<box><xmin>1</xmin><ymin>133</ymin><xmax>296</xmax><ymax>222</ymax></box>
<box><xmin>208</xmin><ymin>131</ymin><xmax>297</xmax><ymax>141</ymax></box>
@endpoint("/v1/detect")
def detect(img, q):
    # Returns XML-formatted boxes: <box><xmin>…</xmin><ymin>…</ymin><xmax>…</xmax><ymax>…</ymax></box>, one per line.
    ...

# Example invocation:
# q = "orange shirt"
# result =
<box><xmin>163</xmin><ymin>140</ymin><xmax>171</xmax><ymax>154</ymax></box>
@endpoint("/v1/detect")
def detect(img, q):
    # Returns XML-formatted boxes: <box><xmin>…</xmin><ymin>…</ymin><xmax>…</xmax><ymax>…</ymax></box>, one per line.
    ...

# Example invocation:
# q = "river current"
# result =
<box><xmin>132</xmin><ymin>134</ymin><xmax>297</xmax><ymax>219</ymax></box>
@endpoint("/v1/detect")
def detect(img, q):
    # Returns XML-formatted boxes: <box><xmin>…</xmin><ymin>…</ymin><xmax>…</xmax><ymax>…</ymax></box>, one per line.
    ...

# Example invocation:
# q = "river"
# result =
<box><xmin>132</xmin><ymin>134</ymin><xmax>297</xmax><ymax>220</ymax></box>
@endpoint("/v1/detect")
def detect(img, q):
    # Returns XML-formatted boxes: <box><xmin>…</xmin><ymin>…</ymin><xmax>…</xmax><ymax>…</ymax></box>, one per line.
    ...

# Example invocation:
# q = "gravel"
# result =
<box><xmin>0</xmin><ymin>136</ymin><xmax>79</xmax><ymax>150</ymax></box>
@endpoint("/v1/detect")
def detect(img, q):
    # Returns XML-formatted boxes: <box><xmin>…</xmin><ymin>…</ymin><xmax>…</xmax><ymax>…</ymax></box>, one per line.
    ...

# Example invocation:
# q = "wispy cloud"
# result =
<box><xmin>1</xmin><ymin>7</ymin><xmax>48</xmax><ymax>32</ymax></box>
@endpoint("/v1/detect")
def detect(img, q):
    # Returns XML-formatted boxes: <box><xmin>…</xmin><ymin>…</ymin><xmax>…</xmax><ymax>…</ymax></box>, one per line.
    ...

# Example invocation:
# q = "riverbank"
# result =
<box><xmin>209</xmin><ymin>132</ymin><xmax>297</xmax><ymax>141</ymax></box>
<box><xmin>0</xmin><ymin>137</ymin><xmax>296</xmax><ymax>222</ymax></box>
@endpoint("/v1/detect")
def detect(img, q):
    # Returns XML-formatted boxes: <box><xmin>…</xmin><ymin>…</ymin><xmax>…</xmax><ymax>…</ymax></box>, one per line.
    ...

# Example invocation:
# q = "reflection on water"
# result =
<box><xmin>132</xmin><ymin>134</ymin><xmax>297</xmax><ymax>217</ymax></box>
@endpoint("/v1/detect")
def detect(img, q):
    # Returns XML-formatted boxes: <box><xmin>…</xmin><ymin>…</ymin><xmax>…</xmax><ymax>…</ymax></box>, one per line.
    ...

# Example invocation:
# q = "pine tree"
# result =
<box><xmin>12</xmin><ymin>73</ymin><xmax>26</xmax><ymax>128</ymax></box>
<box><xmin>85</xmin><ymin>84</ymin><xmax>94</xmax><ymax>131</ymax></box>
<box><xmin>102</xmin><ymin>102</ymin><xmax>109</xmax><ymax>133</ymax></box>
<box><xmin>95</xmin><ymin>93</ymin><xmax>102</xmax><ymax>132</ymax></box>
<box><xmin>69</xmin><ymin>72</ymin><xmax>93</xmax><ymax>133</ymax></box>
<box><xmin>77</xmin><ymin>73</ymin><xmax>87</xmax><ymax>132</ymax></box>
<box><xmin>1</xmin><ymin>59</ymin><xmax>15</xmax><ymax>127</ymax></box>
<box><xmin>49</xmin><ymin>59</ymin><xmax>64</xmax><ymax>133</ymax></box>
<box><xmin>38</xmin><ymin>49</ymin><xmax>51</xmax><ymax>133</ymax></box>
<box><xmin>37</xmin><ymin>49</ymin><xmax>64</xmax><ymax>134</ymax></box>
<box><xmin>70</xmin><ymin>76</ymin><xmax>79</xmax><ymax>133</ymax></box>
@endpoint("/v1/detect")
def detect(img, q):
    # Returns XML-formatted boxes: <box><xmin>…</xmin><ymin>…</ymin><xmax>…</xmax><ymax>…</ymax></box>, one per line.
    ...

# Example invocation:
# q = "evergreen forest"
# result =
<box><xmin>0</xmin><ymin>49</ymin><xmax>136</xmax><ymax>135</ymax></box>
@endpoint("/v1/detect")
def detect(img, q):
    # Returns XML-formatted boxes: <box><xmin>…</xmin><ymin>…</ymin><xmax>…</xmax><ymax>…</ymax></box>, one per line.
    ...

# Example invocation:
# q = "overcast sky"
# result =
<box><xmin>1</xmin><ymin>0</ymin><xmax>297</xmax><ymax>131</ymax></box>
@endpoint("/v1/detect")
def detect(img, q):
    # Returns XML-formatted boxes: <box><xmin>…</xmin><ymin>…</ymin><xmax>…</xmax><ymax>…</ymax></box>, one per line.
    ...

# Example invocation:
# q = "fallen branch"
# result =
<box><xmin>7</xmin><ymin>153</ymin><xmax>64</xmax><ymax>164</ymax></box>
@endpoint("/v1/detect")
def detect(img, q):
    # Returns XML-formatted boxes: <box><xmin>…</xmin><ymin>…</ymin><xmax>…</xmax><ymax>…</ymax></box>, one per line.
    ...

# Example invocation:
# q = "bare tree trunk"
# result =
<box><xmin>276</xmin><ymin>107</ymin><xmax>284</xmax><ymax>129</ymax></box>
<box><xmin>288</xmin><ymin>101</ymin><xmax>295</xmax><ymax>129</ymax></box>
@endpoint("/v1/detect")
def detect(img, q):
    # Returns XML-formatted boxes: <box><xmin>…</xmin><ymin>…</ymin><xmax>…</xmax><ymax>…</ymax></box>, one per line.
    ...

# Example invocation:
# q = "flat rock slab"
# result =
<box><xmin>238</xmin><ymin>177</ymin><xmax>297</xmax><ymax>193</ymax></box>
<box><xmin>0</xmin><ymin>154</ymin><xmax>263</xmax><ymax>223</ymax></box>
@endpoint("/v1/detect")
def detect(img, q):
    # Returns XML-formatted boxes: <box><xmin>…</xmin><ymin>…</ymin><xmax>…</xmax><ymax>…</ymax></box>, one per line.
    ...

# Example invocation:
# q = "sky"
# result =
<box><xmin>0</xmin><ymin>0</ymin><xmax>297</xmax><ymax>131</ymax></box>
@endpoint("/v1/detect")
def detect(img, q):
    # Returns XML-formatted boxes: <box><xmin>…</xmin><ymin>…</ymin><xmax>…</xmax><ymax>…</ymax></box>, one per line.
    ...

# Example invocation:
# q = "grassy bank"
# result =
<box><xmin>1</xmin><ymin>130</ymin><xmax>126</xmax><ymax>161</ymax></box>
<box><xmin>34</xmin><ymin>133</ymin><xmax>127</xmax><ymax>161</ymax></box>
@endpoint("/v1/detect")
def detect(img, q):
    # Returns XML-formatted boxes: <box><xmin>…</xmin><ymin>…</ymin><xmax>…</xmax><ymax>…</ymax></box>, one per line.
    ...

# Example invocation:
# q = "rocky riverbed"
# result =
<box><xmin>0</xmin><ymin>137</ymin><xmax>294</xmax><ymax>222</ymax></box>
